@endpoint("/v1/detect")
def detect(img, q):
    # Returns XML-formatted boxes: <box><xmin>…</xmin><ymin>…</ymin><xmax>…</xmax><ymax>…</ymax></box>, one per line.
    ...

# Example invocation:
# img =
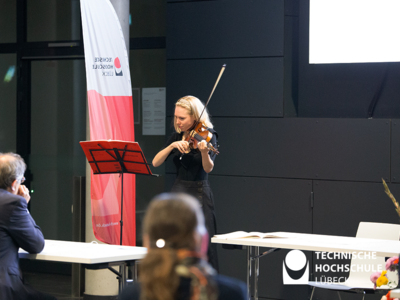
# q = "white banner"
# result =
<box><xmin>81</xmin><ymin>0</ymin><xmax>136</xmax><ymax>246</ymax></box>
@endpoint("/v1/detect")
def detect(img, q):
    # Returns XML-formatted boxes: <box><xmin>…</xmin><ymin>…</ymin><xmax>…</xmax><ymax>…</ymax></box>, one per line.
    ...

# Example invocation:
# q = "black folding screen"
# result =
<box><xmin>167</xmin><ymin>1</ymin><xmax>400</xmax><ymax>299</ymax></box>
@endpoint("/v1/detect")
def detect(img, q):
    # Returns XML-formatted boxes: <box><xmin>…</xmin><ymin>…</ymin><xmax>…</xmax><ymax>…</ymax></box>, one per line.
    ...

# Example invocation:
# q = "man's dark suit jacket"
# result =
<box><xmin>0</xmin><ymin>188</ymin><xmax>46</xmax><ymax>299</ymax></box>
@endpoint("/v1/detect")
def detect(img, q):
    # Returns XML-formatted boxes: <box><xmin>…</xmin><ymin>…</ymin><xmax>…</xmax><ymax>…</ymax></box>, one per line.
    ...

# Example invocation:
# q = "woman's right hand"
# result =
<box><xmin>153</xmin><ymin>140</ymin><xmax>190</xmax><ymax>167</ymax></box>
<box><xmin>171</xmin><ymin>141</ymin><xmax>189</xmax><ymax>153</ymax></box>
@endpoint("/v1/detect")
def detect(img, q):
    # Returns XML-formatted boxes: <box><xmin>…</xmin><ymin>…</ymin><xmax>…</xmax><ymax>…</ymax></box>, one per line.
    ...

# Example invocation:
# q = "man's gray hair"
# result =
<box><xmin>0</xmin><ymin>153</ymin><xmax>26</xmax><ymax>189</ymax></box>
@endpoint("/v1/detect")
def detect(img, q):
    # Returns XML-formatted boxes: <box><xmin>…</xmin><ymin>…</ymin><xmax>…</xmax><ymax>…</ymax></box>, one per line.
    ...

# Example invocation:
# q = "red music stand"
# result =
<box><xmin>80</xmin><ymin>140</ymin><xmax>158</xmax><ymax>245</ymax></box>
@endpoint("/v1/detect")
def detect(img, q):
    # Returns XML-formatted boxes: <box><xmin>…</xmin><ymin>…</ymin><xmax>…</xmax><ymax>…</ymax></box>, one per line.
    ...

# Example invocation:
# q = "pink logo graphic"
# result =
<box><xmin>114</xmin><ymin>57</ymin><xmax>123</xmax><ymax>76</ymax></box>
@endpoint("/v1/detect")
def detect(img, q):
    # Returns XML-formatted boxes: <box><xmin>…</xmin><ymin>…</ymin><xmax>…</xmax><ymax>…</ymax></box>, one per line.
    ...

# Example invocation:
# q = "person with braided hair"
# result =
<box><xmin>119</xmin><ymin>193</ymin><xmax>247</xmax><ymax>300</ymax></box>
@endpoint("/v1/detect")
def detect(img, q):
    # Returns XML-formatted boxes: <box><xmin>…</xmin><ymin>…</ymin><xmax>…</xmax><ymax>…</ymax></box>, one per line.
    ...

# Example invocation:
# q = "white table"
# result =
<box><xmin>19</xmin><ymin>239</ymin><xmax>147</xmax><ymax>293</ymax></box>
<box><xmin>212</xmin><ymin>232</ymin><xmax>400</xmax><ymax>300</ymax></box>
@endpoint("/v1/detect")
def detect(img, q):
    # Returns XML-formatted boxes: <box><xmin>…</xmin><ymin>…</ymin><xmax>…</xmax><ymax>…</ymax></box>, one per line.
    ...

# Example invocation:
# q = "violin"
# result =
<box><xmin>185</xmin><ymin>122</ymin><xmax>219</xmax><ymax>154</ymax></box>
<box><xmin>180</xmin><ymin>64</ymin><xmax>226</xmax><ymax>159</ymax></box>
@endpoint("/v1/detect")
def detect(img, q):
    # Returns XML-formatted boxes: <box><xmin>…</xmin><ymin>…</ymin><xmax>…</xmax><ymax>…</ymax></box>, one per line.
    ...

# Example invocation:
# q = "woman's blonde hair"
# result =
<box><xmin>174</xmin><ymin>96</ymin><xmax>213</xmax><ymax>133</ymax></box>
<box><xmin>139</xmin><ymin>193</ymin><xmax>205</xmax><ymax>300</ymax></box>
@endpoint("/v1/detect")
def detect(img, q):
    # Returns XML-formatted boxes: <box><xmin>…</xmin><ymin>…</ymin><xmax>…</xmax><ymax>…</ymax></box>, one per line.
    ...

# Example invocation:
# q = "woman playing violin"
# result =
<box><xmin>152</xmin><ymin>95</ymin><xmax>219</xmax><ymax>271</ymax></box>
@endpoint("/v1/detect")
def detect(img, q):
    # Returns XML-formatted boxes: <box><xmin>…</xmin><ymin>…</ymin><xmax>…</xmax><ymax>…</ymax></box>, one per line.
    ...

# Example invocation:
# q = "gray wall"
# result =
<box><xmin>166</xmin><ymin>1</ymin><xmax>400</xmax><ymax>300</ymax></box>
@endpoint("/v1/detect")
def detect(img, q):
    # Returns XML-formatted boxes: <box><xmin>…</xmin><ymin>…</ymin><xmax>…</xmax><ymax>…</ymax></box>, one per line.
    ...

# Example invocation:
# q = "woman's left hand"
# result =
<box><xmin>198</xmin><ymin>140</ymin><xmax>214</xmax><ymax>173</ymax></box>
<box><xmin>198</xmin><ymin>140</ymin><xmax>208</xmax><ymax>153</ymax></box>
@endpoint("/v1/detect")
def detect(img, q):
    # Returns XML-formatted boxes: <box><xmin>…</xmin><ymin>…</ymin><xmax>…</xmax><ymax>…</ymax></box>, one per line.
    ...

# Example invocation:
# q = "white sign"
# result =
<box><xmin>142</xmin><ymin>88</ymin><xmax>166</xmax><ymax>135</ymax></box>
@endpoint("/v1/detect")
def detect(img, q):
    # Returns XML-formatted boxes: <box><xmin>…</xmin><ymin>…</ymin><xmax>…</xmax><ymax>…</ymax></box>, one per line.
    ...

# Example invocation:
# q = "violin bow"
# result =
<box><xmin>193</xmin><ymin>64</ymin><xmax>225</xmax><ymax>152</ymax></box>
<box><xmin>197</xmin><ymin>64</ymin><xmax>226</xmax><ymax>124</ymax></box>
<box><xmin>181</xmin><ymin>65</ymin><xmax>226</xmax><ymax>159</ymax></box>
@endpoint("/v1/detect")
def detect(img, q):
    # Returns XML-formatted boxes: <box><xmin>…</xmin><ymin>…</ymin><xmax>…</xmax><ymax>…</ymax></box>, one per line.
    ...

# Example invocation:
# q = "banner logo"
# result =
<box><xmin>114</xmin><ymin>57</ymin><xmax>123</xmax><ymax>76</ymax></box>
<box><xmin>91</xmin><ymin>56</ymin><xmax>123</xmax><ymax>77</ymax></box>
<box><xmin>283</xmin><ymin>250</ymin><xmax>309</xmax><ymax>285</ymax></box>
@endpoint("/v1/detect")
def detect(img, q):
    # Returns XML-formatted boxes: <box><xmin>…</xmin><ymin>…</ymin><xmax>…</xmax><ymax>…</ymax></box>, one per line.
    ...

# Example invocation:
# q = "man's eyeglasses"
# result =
<box><xmin>19</xmin><ymin>177</ymin><xmax>25</xmax><ymax>184</ymax></box>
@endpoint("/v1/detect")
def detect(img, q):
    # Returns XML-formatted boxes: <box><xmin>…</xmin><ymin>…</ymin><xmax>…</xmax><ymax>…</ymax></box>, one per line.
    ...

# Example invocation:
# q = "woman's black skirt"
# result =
<box><xmin>171</xmin><ymin>179</ymin><xmax>219</xmax><ymax>272</ymax></box>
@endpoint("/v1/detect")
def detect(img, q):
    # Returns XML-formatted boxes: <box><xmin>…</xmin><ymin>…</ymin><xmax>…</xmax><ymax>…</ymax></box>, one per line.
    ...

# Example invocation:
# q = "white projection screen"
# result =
<box><xmin>309</xmin><ymin>0</ymin><xmax>400</xmax><ymax>64</ymax></box>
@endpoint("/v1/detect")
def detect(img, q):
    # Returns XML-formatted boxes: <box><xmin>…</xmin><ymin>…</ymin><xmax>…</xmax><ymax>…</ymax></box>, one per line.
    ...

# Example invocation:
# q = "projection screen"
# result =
<box><xmin>309</xmin><ymin>0</ymin><xmax>400</xmax><ymax>64</ymax></box>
